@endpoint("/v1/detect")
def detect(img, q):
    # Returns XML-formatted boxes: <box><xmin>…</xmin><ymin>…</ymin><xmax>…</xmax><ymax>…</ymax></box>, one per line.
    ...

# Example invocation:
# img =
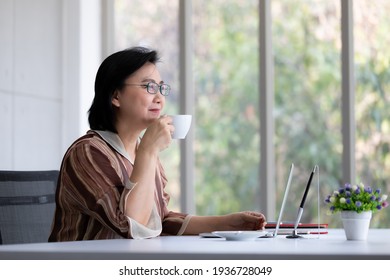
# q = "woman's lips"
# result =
<box><xmin>149</xmin><ymin>108</ymin><xmax>161</xmax><ymax>114</ymax></box>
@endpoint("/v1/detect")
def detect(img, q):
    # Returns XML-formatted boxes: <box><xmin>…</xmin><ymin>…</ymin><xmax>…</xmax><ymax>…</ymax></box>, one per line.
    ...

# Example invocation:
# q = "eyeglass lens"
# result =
<box><xmin>147</xmin><ymin>82</ymin><xmax>170</xmax><ymax>96</ymax></box>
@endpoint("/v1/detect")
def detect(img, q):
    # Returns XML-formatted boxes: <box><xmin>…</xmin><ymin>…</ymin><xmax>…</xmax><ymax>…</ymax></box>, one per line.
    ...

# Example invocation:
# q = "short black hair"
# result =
<box><xmin>88</xmin><ymin>46</ymin><xmax>160</xmax><ymax>132</ymax></box>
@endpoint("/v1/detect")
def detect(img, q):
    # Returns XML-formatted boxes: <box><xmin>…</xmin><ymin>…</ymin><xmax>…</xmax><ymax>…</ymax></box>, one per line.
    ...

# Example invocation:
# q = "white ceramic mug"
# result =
<box><xmin>171</xmin><ymin>115</ymin><xmax>192</xmax><ymax>139</ymax></box>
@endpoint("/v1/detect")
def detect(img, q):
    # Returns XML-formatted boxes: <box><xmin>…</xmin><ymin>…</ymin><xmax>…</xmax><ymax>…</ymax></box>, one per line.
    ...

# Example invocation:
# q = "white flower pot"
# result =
<box><xmin>340</xmin><ymin>211</ymin><xmax>372</xmax><ymax>241</ymax></box>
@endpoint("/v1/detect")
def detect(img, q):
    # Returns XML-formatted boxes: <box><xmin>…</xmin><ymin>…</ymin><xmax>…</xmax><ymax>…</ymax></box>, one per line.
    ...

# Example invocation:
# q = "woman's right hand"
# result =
<box><xmin>139</xmin><ymin>115</ymin><xmax>174</xmax><ymax>154</ymax></box>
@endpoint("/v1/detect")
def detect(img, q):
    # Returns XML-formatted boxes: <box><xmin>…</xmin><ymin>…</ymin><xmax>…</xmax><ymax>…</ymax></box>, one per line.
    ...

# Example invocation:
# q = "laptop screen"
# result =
<box><xmin>273</xmin><ymin>163</ymin><xmax>294</xmax><ymax>237</ymax></box>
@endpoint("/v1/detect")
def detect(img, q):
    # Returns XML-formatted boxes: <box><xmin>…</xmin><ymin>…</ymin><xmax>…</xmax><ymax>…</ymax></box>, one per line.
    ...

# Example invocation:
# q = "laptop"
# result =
<box><xmin>265</xmin><ymin>165</ymin><xmax>325</xmax><ymax>237</ymax></box>
<box><xmin>200</xmin><ymin>164</ymin><xmax>325</xmax><ymax>239</ymax></box>
<box><xmin>199</xmin><ymin>163</ymin><xmax>295</xmax><ymax>239</ymax></box>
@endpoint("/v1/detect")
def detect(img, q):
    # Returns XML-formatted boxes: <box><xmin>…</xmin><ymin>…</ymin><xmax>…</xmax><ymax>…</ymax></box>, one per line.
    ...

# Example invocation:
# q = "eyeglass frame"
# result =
<box><xmin>123</xmin><ymin>82</ymin><xmax>171</xmax><ymax>96</ymax></box>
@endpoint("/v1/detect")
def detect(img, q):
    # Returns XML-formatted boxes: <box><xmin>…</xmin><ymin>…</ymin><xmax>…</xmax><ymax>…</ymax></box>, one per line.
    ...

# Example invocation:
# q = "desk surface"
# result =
<box><xmin>1</xmin><ymin>229</ymin><xmax>390</xmax><ymax>260</ymax></box>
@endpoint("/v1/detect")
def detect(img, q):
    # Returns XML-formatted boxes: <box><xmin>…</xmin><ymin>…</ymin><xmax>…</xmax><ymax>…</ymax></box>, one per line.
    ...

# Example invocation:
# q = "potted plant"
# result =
<box><xmin>325</xmin><ymin>183</ymin><xmax>388</xmax><ymax>240</ymax></box>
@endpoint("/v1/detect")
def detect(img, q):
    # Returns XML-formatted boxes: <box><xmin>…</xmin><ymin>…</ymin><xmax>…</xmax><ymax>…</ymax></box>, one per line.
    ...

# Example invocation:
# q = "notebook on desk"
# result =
<box><xmin>265</xmin><ymin>222</ymin><xmax>328</xmax><ymax>235</ymax></box>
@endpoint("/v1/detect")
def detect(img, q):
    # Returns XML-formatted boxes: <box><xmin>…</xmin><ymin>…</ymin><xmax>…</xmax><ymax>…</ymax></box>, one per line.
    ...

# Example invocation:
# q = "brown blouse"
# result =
<box><xmin>48</xmin><ymin>130</ymin><xmax>190</xmax><ymax>241</ymax></box>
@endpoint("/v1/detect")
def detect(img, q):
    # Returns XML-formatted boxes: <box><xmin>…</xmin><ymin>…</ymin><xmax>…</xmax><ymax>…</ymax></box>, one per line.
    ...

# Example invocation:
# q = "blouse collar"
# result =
<box><xmin>91</xmin><ymin>130</ymin><xmax>136</xmax><ymax>165</ymax></box>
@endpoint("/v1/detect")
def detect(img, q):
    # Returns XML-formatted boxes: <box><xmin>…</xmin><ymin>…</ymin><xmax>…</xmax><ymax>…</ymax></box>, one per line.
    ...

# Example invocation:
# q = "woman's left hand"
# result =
<box><xmin>224</xmin><ymin>211</ymin><xmax>267</xmax><ymax>231</ymax></box>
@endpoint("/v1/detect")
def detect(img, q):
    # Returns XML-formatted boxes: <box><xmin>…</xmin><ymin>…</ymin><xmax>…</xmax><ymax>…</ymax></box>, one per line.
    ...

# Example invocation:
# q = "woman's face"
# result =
<box><xmin>112</xmin><ymin>62</ymin><xmax>166</xmax><ymax>129</ymax></box>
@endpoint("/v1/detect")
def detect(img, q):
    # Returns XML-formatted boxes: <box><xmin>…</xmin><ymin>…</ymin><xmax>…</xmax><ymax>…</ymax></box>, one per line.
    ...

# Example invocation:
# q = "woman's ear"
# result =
<box><xmin>112</xmin><ymin>90</ymin><xmax>120</xmax><ymax>108</ymax></box>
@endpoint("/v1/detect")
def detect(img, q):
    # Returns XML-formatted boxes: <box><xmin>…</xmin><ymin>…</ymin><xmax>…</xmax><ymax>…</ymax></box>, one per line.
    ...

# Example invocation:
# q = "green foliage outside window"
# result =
<box><xmin>193</xmin><ymin>0</ymin><xmax>390</xmax><ymax>227</ymax></box>
<box><xmin>115</xmin><ymin>0</ymin><xmax>390</xmax><ymax>227</ymax></box>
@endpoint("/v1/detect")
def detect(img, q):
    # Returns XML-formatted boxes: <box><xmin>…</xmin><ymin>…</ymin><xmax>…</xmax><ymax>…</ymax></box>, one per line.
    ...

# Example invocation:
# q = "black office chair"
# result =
<box><xmin>0</xmin><ymin>170</ymin><xmax>59</xmax><ymax>245</ymax></box>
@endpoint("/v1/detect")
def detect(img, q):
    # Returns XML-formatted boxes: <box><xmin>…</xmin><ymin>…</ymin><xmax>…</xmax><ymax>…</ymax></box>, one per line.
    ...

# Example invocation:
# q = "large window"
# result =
<box><xmin>113</xmin><ymin>0</ymin><xmax>390</xmax><ymax>227</ymax></box>
<box><xmin>354</xmin><ymin>0</ymin><xmax>390</xmax><ymax>227</ymax></box>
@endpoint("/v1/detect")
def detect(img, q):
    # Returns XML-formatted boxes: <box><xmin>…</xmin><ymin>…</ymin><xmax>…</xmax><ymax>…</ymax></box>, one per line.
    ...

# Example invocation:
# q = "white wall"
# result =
<box><xmin>0</xmin><ymin>0</ymin><xmax>102</xmax><ymax>171</ymax></box>
<box><xmin>61</xmin><ymin>0</ymin><xmax>103</xmax><ymax>152</ymax></box>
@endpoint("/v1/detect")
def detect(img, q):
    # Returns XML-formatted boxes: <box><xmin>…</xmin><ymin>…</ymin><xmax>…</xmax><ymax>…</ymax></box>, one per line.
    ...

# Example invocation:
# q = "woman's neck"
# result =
<box><xmin>115</xmin><ymin>124</ymin><xmax>142</xmax><ymax>160</ymax></box>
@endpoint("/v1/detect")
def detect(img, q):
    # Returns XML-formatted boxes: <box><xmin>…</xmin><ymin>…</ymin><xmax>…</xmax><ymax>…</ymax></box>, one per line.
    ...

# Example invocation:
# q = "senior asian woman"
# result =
<box><xmin>48</xmin><ymin>46</ymin><xmax>266</xmax><ymax>241</ymax></box>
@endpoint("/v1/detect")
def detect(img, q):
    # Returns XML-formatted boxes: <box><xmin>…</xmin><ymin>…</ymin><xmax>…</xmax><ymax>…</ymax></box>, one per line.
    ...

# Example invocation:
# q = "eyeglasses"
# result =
<box><xmin>124</xmin><ymin>82</ymin><xmax>171</xmax><ymax>96</ymax></box>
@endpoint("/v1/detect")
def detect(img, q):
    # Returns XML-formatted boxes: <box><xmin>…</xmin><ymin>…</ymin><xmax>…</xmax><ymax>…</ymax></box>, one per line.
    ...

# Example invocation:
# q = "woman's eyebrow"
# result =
<box><xmin>141</xmin><ymin>78</ymin><xmax>164</xmax><ymax>84</ymax></box>
<box><xmin>141</xmin><ymin>78</ymin><xmax>154</xmax><ymax>83</ymax></box>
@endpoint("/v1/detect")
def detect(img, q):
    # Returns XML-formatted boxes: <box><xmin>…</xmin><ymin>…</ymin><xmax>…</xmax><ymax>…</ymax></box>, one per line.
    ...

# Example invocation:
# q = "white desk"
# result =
<box><xmin>1</xmin><ymin>229</ymin><xmax>390</xmax><ymax>260</ymax></box>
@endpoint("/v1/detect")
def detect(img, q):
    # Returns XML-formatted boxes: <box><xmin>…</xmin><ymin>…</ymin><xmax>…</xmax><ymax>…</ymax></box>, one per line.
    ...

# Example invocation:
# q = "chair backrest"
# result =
<box><xmin>0</xmin><ymin>170</ymin><xmax>59</xmax><ymax>245</ymax></box>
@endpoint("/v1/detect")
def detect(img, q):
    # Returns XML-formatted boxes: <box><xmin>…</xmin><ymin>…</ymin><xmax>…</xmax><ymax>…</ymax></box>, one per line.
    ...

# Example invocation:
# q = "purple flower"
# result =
<box><xmin>370</xmin><ymin>195</ymin><xmax>376</xmax><ymax>201</ymax></box>
<box><xmin>355</xmin><ymin>188</ymin><xmax>361</xmax><ymax>195</ymax></box>
<box><xmin>346</xmin><ymin>198</ymin><xmax>351</xmax><ymax>204</ymax></box>
<box><xmin>345</xmin><ymin>183</ymin><xmax>352</xmax><ymax>191</ymax></box>
<box><xmin>377</xmin><ymin>205</ymin><xmax>382</xmax><ymax>210</ymax></box>
<box><xmin>355</xmin><ymin>201</ymin><xmax>362</xmax><ymax>207</ymax></box>
<box><xmin>339</xmin><ymin>188</ymin><xmax>345</xmax><ymax>194</ymax></box>
<box><xmin>325</xmin><ymin>196</ymin><xmax>330</xmax><ymax>203</ymax></box>
<box><xmin>330</xmin><ymin>206</ymin><xmax>335</xmax><ymax>211</ymax></box>
<box><xmin>345</xmin><ymin>191</ymin><xmax>351</xmax><ymax>197</ymax></box>
<box><xmin>365</xmin><ymin>186</ymin><xmax>373</xmax><ymax>194</ymax></box>
<box><xmin>375</xmin><ymin>189</ymin><xmax>381</xmax><ymax>194</ymax></box>
<box><xmin>382</xmin><ymin>201</ymin><xmax>389</xmax><ymax>208</ymax></box>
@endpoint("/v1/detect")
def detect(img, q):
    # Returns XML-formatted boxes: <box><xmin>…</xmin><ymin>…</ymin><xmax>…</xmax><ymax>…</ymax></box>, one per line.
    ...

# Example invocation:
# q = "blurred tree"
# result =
<box><xmin>115</xmin><ymin>0</ymin><xmax>390</xmax><ymax>227</ymax></box>
<box><xmin>193</xmin><ymin>0</ymin><xmax>390</xmax><ymax>227</ymax></box>
<box><xmin>194</xmin><ymin>0</ymin><xmax>260</xmax><ymax>214</ymax></box>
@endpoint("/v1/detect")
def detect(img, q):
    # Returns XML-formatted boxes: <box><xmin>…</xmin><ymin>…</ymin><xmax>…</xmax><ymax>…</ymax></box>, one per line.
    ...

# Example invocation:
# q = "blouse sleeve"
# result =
<box><xmin>157</xmin><ymin>159</ymin><xmax>193</xmax><ymax>235</ymax></box>
<box><xmin>119</xmin><ymin>187</ymin><xmax>162</xmax><ymax>239</ymax></box>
